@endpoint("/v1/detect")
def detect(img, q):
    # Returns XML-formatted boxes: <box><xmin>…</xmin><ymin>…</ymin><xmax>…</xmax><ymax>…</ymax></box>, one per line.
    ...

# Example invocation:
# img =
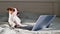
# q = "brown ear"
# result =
<box><xmin>7</xmin><ymin>7</ymin><xmax>15</xmax><ymax>11</ymax></box>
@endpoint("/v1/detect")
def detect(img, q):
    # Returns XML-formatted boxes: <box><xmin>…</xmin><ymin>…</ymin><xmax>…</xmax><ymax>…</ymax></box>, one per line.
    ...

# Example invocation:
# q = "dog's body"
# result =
<box><xmin>8</xmin><ymin>8</ymin><xmax>21</xmax><ymax>28</ymax></box>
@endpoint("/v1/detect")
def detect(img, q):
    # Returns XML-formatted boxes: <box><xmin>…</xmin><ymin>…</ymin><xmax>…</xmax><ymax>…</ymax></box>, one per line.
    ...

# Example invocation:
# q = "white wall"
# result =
<box><xmin>0</xmin><ymin>0</ymin><xmax>59</xmax><ymax>22</ymax></box>
<box><xmin>0</xmin><ymin>0</ymin><xmax>59</xmax><ymax>16</ymax></box>
<box><xmin>0</xmin><ymin>1</ymin><xmax>58</xmax><ymax>14</ymax></box>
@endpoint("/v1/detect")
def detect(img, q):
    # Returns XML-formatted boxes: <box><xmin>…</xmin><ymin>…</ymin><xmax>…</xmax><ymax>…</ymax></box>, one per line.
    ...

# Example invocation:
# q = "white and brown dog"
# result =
<box><xmin>7</xmin><ymin>7</ymin><xmax>21</xmax><ymax>28</ymax></box>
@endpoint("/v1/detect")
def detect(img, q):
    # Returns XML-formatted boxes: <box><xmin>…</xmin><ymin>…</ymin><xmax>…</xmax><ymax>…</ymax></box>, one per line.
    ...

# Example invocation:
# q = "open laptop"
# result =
<box><xmin>18</xmin><ymin>15</ymin><xmax>56</xmax><ymax>31</ymax></box>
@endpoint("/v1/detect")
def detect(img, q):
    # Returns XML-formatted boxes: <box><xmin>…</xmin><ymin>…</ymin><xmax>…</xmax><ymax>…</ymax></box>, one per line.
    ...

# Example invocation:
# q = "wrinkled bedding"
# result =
<box><xmin>0</xmin><ymin>24</ymin><xmax>60</xmax><ymax>34</ymax></box>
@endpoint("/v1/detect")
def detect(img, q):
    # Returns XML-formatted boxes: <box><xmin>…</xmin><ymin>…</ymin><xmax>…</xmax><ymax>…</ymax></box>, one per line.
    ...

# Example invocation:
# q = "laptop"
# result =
<box><xmin>18</xmin><ymin>15</ymin><xmax>56</xmax><ymax>31</ymax></box>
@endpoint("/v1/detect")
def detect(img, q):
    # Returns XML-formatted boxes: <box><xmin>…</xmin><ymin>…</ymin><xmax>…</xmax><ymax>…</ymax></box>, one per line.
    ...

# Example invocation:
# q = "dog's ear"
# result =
<box><xmin>7</xmin><ymin>7</ymin><xmax>15</xmax><ymax>11</ymax></box>
<box><xmin>15</xmin><ymin>8</ymin><xmax>19</xmax><ymax>15</ymax></box>
<box><xmin>17</xmin><ymin>11</ymin><xmax>19</xmax><ymax>15</ymax></box>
